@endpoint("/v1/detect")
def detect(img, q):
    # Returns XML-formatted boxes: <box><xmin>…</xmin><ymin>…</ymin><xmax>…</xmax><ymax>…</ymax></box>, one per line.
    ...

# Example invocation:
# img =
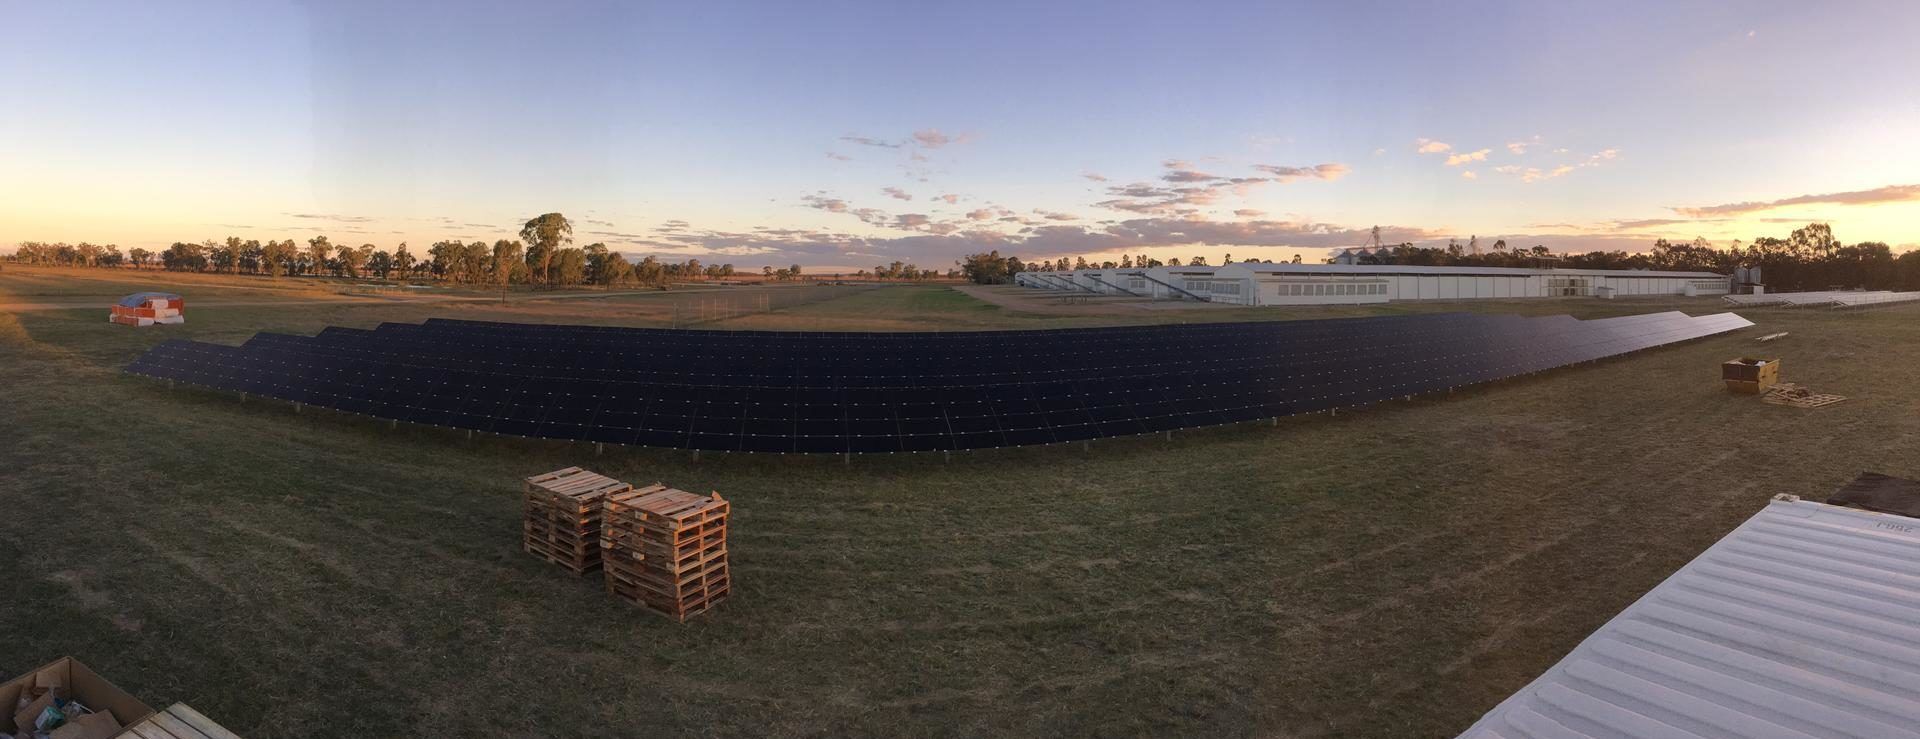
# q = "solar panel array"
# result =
<box><xmin>125</xmin><ymin>311</ymin><xmax>1752</xmax><ymax>454</ymax></box>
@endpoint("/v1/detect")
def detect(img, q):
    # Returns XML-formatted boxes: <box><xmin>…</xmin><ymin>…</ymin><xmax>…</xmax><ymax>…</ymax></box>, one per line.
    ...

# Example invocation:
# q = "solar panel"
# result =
<box><xmin>125</xmin><ymin>311</ymin><xmax>1754</xmax><ymax>453</ymax></box>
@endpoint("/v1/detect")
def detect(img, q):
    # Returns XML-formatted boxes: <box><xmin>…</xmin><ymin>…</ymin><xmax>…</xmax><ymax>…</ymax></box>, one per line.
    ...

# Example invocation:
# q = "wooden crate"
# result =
<box><xmin>523</xmin><ymin>467</ymin><xmax>631</xmax><ymax>575</ymax></box>
<box><xmin>601</xmin><ymin>484</ymin><xmax>731</xmax><ymax>621</ymax></box>
<box><xmin>1722</xmin><ymin>357</ymin><xmax>1780</xmax><ymax>394</ymax></box>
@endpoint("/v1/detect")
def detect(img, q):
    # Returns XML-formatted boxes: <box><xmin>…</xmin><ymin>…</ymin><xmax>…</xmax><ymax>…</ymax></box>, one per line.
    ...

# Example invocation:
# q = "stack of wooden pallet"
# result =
<box><xmin>523</xmin><ymin>467</ymin><xmax>632</xmax><ymax>575</ymax></box>
<box><xmin>601</xmin><ymin>484</ymin><xmax>731</xmax><ymax>621</ymax></box>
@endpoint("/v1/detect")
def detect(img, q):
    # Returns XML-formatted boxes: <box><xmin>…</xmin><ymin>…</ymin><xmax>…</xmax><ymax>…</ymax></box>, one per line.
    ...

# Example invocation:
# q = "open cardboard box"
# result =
<box><xmin>0</xmin><ymin>657</ymin><xmax>152</xmax><ymax>736</ymax></box>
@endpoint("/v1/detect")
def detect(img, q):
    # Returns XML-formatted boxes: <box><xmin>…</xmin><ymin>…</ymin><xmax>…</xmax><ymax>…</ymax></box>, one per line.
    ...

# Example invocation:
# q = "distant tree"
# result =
<box><xmin>368</xmin><ymin>248</ymin><xmax>394</xmax><ymax>279</ymax></box>
<box><xmin>240</xmin><ymin>239</ymin><xmax>264</xmax><ymax>273</ymax></box>
<box><xmin>337</xmin><ymin>244</ymin><xmax>370</xmax><ymax>278</ymax></box>
<box><xmin>392</xmin><ymin>243</ymin><xmax>416</xmax><ymax>279</ymax></box>
<box><xmin>551</xmin><ymin>247</ymin><xmax>587</xmax><ymax>286</ymax></box>
<box><xmin>262</xmin><ymin>240</ymin><xmax>296</xmax><ymax>278</ymax></box>
<box><xmin>491</xmin><ymin>240</ymin><xmax>525</xmax><ymax>286</ymax></box>
<box><xmin>161</xmin><ymin>242</ymin><xmax>207</xmax><ymax>271</ymax></box>
<box><xmin>519</xmin><ymin>212</ymin><xmax>573</xmax><ymax>285</ymax></box>
<box><xmin>306</xmin><ymin>236</ymin><xmax>333</xmax><ymax>277</ymax></box>
<box><xmin>957</xmin><ymin>251</ymin><xmax>1023</xmax><ymax>284</ymax></box>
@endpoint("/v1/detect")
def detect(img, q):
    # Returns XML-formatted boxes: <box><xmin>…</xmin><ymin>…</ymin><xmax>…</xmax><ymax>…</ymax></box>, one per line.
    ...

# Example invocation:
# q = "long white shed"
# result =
<box><xmin>1205</xmin><ymin>263</ymin><xmax>1732</xmax><ymax>306</ymax></box>
<box><xmin>1462</xmin><ymin>494</ymin><xmax>1920</xmax><ymax>738</ymax></box>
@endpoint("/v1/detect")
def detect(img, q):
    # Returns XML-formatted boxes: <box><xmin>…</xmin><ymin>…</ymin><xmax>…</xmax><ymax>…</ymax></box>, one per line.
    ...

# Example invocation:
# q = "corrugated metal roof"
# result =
<box><xmin>1218</xmin><ymin>263</ymin><xmax>1726</xmax><ymax>279</ymax></box>
<box><xmin>1462</xmin><ymin>495</ymin><xmax>1920</xmax><ymax>739</ymax></box>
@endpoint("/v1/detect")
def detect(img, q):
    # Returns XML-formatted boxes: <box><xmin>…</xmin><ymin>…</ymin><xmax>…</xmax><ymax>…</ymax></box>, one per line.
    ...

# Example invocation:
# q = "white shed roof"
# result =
<box><xmin>1216</xmin><ymin>263</ymin><xmax>1726</xmax><ymax>279</ymax></box>
<box><xmin>1462</xmin><ymin>495</ymin><xmax>1920</xmax><ymax>738</ymax></box>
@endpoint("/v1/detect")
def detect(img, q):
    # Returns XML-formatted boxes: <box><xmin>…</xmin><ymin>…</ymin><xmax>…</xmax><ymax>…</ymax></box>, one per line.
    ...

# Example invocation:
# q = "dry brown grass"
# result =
<box><xmin>3</xmin><ymin>266</ymin><xmax>1917</xmax><ymax>736</ymax></box>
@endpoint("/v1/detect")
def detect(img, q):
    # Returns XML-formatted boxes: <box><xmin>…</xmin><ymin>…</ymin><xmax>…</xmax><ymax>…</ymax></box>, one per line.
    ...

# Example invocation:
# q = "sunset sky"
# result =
<box><xmin>3</xmin><ymin>0</ymin><xmax>1918</xmax><ymax>270</ymax></box>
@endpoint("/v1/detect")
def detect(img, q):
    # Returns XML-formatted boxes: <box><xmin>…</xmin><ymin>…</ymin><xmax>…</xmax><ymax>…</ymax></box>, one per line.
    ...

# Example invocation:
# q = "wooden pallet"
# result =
<box><xmin>523</xmin><ymin>467</ymin><xmax>631</xmax><ymax>575</ymax></box>
<box><xmin>601</xmin><ymin>483</ymin><xmax>731</xmax><ymax>621</ymax></box>
<box><xmin>122</xmin><ymin>702</ymin><xmax>243</xmax><ymax>739</ymax></box>
<box><xmin>1761</xmin><ymin>382</ymin><xmax>1848</xmax><ymax>408</ymax></box>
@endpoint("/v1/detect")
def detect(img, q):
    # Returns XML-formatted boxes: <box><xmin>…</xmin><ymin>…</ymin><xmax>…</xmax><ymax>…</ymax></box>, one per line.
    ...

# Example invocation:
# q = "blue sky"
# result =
<box><xmin>3</xmin><ymin>0</ymin><xmax>1918</xmax><ymax>269</ymax></box>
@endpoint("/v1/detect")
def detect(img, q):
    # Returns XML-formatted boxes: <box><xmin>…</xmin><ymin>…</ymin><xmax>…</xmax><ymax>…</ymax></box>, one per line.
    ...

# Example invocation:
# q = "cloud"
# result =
<box><xmin>892</xmin><ymin>213</ymin><xmax>933</xmax><ymax>230</ymax></box>
<box><xmin>1608</xmin><ymin>218</ymin><xmax>1697</xmax><ymax>229</ymax></box>
<box><xmin>1460</xmin><ymin>170</ymin><xmax>1477</xmax><ymax>180</ymax></box>
<box><xmin>1671</xmin><ymin>183</ymin><xmax>1920</xmax><ymax>217</ymax></box>
<box><xmin>1415</xmin><ymin>138</ymin><xmax>1452</xmax><ymax>154</ymax></box>
<box><xmin>1083</xmin><ymin>172</ymin><xmax>1108</xmax><ymax>182</ymax></box>
<box><xmin>840</xmin><ymin>135</ymin><xmax>900</xmax><ymax>148</ymax></box>
<box><xmin>1162</xmin><ymin>158</ymin><xmax>1194</xmax><ymax>170</ymax></box>
<box><xmin>1252</xmin><ymin>163</ymin><xmax>1350</xmax><ymax>181</ymax></box>
<box><xmin>1162</xmin><ymin>168</ymin><xmax>1221</xmax><ymax>183</ymax></box>
<box><xmin>1033</xmin><ymin>209</ymin><xmax>1078</xmax><ymax>221</ymax></box>
<box><xmin>1234</xmin><ymin>209</ymin><xmax>1265</xmax><ymax>217</ymax></box>
<box><xmin>1372</xmin><ymin>148</ymin><xmax>1387</xmax><ymax>156</ymax></box>
<box><xmin>850</xmin><ymin>208</ymin><xmax>890</xmax><ymax>226</ymax></box>
<box><xmin>803</xmin><ymin>194</ymin><xmax>850</xmax><ymax>213</ymax></box>
<box><xmin>1096</xmin><ymin>183</ymin><xmax>1226</xmax><ymax>214</ymax></box>
<box><xmin>937</xmin><ymin>194</ymin><xmax>959</xmax><ymax>204</ymax></box>
<box><xmin>285</xmin><ymin>213</ymin><xmax>374</xmax><ymax>223</ymax></box>
<box><xmin>911</xmin><ymin>129</ymin><xmax>971</xmax><ymax>148</ymax></box>
<box><xmin>882</xmin><ymin>186</ymin><xmax>913</xmax><ymax>201</ymax></box>
<box><xmin>1506</xmin><ymin>136</ymin><xmax>1541</xmax><ymax>155</ymax></box>
<box><xmin>826</xmin><ymin>152</ymin><xmax>853</xmax><ymax>161</ymax></box>
<box><xmin>1493</xmin><ymin>156</ymin><xmax>1593</xmax><ymax>183</ymax></box>
<box><xmin>1445</xmin><ymin>149</ymin><xmax>1491</xmax><ymax>166</ymax></box>
<box><xmin>965</xmin><ymin>208</ymin><xmax>996</xmax><ymax>221</ymax></box>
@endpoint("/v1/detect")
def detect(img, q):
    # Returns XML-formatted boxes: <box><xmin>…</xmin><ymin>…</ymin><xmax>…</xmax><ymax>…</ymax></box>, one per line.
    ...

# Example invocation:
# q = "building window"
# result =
<box><xmin>1211</xmin><ymin>282</ymin><xmax>1241</xmax><ymax>295</ymax></box>
<box><xmin>1128</xmin><ymin>278</ymin><xmax>1146</xmax><ymax>289</ymax></box>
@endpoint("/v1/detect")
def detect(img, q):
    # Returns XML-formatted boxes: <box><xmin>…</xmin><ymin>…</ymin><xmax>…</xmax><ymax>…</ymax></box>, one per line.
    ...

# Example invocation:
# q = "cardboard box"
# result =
<box><xmin>0</xmin><ymin>658</ymin><xmax>151</xmax><ymax>734</ymax></box>
<box><xmin>49</xmin><ymin>711</ymin><xmax>119</xmax><ymax>739</ymax></box>
<box><xmin>1722</xmin><ymin>357</ymin><xmax>1780</xmax><ymax>394</ymax></box>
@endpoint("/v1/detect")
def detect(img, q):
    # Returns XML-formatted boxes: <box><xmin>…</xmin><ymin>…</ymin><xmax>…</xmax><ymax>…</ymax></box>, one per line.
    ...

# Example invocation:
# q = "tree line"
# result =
<box><xmin>958</xmin><ymin>223</ymin><xmax>1920</xmax><ymax>291</ymax></box>
<box><xmin>4</xmin><ymin>212</ymin><xmax>964</xmax><ymax>287</ymax></box>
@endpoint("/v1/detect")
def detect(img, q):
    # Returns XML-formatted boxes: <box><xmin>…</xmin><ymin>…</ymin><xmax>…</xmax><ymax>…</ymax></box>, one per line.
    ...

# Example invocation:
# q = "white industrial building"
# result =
<box><xmin>1015</xmin><ymin>263</ymin><xmax>1730</xmax><ymax>305</ymax></box>
<box><xmin>1463</xmin><ymin>493</ymin><xmax>1920</xmax><ymax>738</ymax></box>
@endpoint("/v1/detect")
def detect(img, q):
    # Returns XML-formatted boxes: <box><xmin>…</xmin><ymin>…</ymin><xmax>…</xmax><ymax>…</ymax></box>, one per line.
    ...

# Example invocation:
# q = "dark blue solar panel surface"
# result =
<box><xmin>125</xmin><ymin>311</ymin><xmax>1753</xmax><ymax>453</ymax></box>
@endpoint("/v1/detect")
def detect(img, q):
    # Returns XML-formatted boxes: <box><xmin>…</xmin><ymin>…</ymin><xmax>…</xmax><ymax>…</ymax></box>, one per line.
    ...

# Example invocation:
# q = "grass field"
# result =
<box><xmin>4</xmin><ymin>265</ymin><xmax>1919</xmax><ymax>737</ymax></box>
